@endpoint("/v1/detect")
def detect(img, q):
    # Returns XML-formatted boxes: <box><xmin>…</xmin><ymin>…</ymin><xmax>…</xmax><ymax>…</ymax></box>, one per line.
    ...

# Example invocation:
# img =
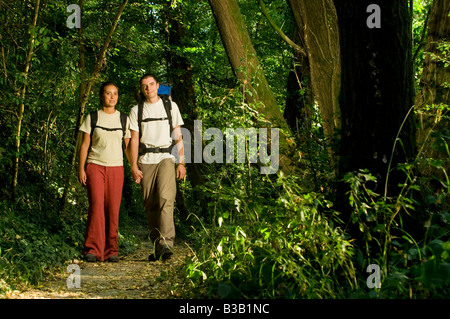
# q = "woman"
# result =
<box><xmin>78</xmin><ymin>81</ymin><xmax>130</xmax><ymax>262</ymax></box>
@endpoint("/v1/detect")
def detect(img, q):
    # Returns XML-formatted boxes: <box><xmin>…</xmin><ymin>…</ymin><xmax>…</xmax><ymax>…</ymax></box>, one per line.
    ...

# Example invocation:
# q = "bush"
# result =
<box><xmin>183</xmin><ymin>169</ymin><xmax>357</xmax><ymax>298</ymax></box>
<box><xmin>0</xmin><ymin>201</ymin><xmax>83</xmax><ymax>288</ymax></box>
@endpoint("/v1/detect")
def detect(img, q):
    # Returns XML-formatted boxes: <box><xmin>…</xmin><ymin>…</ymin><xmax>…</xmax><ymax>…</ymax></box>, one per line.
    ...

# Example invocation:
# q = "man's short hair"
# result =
<box><xmin>139</xmin><ymin>74</ymin><xmax>158</xmax><ymax>86</ymax></box>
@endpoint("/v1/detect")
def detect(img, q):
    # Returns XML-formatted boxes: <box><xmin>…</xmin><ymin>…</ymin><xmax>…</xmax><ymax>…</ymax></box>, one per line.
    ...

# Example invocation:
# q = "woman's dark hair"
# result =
<box><xmin>99</xmin><ymin>81</ymin><xmax>119</xmax><ymax>105</ymax></box>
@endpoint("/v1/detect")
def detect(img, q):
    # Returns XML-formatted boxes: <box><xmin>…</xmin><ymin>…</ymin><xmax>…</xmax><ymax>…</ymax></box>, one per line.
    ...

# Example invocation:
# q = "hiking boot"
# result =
<box><xmin>85</xmin><ymin>254</ymin><xmax>97</xmax><ymax>262</ymax></box>
<box><xmin>148</xmin><ymin>245</ymin><xmax>173</xmax><ymax>262</ymax></box>
<box><xmin>160</xmin><ymin>246</ymin><xmax>173</xmax><ymax>260</ymax></box>
<box><xmin>106</xmin><ymin>255</ymin><xmax>119</xmax><ymax>262</ymax></box>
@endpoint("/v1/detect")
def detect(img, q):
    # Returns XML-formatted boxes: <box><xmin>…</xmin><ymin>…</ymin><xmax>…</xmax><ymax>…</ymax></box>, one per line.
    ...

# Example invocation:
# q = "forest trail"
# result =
<box><xmin>4</xmin><ymin>230</ymin><xmax>192</xmax><ymax>299</ymax></box>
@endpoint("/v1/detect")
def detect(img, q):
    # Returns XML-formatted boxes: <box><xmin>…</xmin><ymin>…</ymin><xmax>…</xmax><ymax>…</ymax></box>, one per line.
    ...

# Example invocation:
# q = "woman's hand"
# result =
<box><xmin>78</xmin><ymin>168</ymin><xmax>87</xmax><ymax>186</ymax></box>
<box><xmin>131</xmin><ymin>165</ymin><xmax>143</xmax><ymax>184</ymax></box>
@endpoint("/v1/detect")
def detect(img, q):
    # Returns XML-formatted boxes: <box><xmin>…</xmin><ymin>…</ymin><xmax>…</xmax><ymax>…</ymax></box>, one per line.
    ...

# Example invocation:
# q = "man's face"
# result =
<box><xmin>140</xmin><ymin>76</ymin><xmax>159</xmax><ymax>100</ymax></box>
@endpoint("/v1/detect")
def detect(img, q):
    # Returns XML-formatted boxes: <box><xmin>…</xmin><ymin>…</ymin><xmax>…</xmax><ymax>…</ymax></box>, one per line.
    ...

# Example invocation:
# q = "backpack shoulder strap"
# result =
<box><xmin>119</xmin><ymin>111</ymin><xmax>127</xmax><ymax>151</ymax></box>
<box><xmin>88</xmin><ymin>111</ymin><xmax>98</xmax><ymax>151</ymax></box>
<box><xmin>137</xmin><ymin>100</ymin><xmax>144</xmax><ymax>155</ymax></box>
<box><xmin>161</xmin><ymin>96</ymin><xmax>173</xmax><ymax>131</ymax></box>
<box><xmin>89</xmin><ymin>110</ymin><xmax>98</xmax><ymax>137</ymax></box>
<box><xmin>119</xmin><ymin>111</ymin><xmax>127</xmax><ymax>137</ymax></box>
<box><xmin>160</xmin><ymin>96</ymin><xmax>175</xmax><ymax>151</ymax></box>
<box><xmin>137</xmin><ymin>101</ymin><xmax>144</xmax><ymax>137</ymax></box>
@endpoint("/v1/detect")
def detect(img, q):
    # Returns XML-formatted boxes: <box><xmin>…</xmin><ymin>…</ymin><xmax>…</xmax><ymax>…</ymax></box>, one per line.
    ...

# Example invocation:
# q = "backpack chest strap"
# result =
<box><xmin>141</xmin><ymin>117</ymin><xmax>168</xmax><ymax>122</ymax></box>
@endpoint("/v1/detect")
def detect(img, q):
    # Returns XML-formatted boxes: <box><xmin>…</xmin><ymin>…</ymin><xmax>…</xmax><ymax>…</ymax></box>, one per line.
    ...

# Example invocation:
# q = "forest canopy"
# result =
<box><xmin>0</xmin><ymin>0</ymin><xmax>449</xmax><ymax>299</ymax></box>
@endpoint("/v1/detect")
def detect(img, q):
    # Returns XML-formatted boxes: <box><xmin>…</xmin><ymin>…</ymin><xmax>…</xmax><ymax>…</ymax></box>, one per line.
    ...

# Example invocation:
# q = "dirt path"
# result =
<box><xmin>4</xmin><ymin>233</ymin><xmax>193</xmax><ymax>299</ymax></box>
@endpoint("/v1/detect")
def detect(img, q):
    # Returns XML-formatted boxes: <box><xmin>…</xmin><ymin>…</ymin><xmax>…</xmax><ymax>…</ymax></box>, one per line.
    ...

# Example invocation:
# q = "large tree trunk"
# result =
<box><xmin>334</xmin><ymin>0</ymin><xmax>417</xmax><ymax>239</ymax></box>
<box><xmin>287</xmin><ymin>0</ymin><xmax>341</xmax><ymax>162</ymax></box>
<box><xmin>414</xmin><ymin>0</ymin><xmax>450</xmax><ymax>192</ymax></box>
<box><xmin>334</xmin><ymin>0</ymin><xmax>416</xmax><ymax>190</ymax></box>
<box><xmin>209</xmin><ymin>0</ymin><xmax>294</xmax><ymax>173</ymax></box>
<box><xmin>12</xmin><ymin>0</ymin><xmax>40</xmax><ymax>199</ymax></box>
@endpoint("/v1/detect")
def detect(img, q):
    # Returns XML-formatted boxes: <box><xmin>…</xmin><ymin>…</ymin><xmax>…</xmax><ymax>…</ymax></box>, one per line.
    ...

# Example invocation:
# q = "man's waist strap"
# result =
<box><xmin>139</xmin><ymin>144</ymin><xmax>172</xmax><ymax>155</ymax></box>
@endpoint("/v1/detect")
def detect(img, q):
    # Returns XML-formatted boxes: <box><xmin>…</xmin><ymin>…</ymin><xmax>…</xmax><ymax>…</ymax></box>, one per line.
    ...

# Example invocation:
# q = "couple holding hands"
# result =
<box><xmin>78</xmin><ymin>74</ymin><xmax>186</xmax><ymax>263</ymax></box>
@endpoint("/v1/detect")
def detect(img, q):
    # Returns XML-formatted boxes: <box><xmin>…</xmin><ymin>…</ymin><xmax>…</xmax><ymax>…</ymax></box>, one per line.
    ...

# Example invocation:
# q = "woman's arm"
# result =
<box><xmin>78</xmin><ymin>132</ymin><xmax>91</xmax><ymax>186</ymax></box>
<box><xmin>127</xmin><ymin>130</ymin><xmax>143</xmax><ymax>183</ymax></box>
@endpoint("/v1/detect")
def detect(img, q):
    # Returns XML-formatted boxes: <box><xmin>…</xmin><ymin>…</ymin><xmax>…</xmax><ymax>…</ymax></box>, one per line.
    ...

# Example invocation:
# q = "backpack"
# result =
<box><xmin>137</xmin><ymin>84</ymin><xmax>174</xmax><ymax>156</ymax></box>
<box><xmin>89</xmin><ymin>110</ymin><xmax>128</xmax><ymax>152</ymax></box>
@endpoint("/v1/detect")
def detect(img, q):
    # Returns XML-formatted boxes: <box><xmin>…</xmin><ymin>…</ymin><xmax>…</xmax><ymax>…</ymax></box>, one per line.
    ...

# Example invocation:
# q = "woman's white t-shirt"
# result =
<box><xmin>79</xmin><ymin>109</ymin><xmax>131</xmax><ymax>167</ymax></box>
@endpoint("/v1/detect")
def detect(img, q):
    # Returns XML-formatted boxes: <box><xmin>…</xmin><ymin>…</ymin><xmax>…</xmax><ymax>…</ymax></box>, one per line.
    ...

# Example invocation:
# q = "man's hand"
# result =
<box><xmin>131</xmin><ymin>165</ymin><xmax>143</xmax><ymax>184</ymax></box>
<box><xmin>176</xmin><ymin>164</ymin><xmax>186</xmax><ymax>180</ymax></box>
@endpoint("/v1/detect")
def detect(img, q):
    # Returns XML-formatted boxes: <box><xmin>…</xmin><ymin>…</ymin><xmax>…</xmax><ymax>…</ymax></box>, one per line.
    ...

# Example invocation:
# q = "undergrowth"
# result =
<box><xmin>0</xmin><ymin>177</ymin><xmax>141</xmax><ymax>295</ymax></box>
<box><xmin>183</xmin><ymin>167</ymin><xmax>357</xmax><ymax>298</ymax></box>
<box><xmin>179</xmin><ymin>93</ymin><xmax>449</xmax><ymax>299</ymax></box>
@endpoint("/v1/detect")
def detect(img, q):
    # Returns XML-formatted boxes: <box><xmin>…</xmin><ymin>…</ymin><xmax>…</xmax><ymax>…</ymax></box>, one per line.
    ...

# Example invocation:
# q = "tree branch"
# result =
<box><xmin>258</xmin><ymin>0</ymin><xmax>307</xmax><ymax>57</ymax></box>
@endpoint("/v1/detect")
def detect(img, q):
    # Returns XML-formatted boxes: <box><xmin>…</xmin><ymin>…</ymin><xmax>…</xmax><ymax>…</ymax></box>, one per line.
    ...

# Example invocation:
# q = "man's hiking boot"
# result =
<box><xmin>148</xmin><ymin>245</ymin><xmax>173</xmax><ymax>262</ymax></box>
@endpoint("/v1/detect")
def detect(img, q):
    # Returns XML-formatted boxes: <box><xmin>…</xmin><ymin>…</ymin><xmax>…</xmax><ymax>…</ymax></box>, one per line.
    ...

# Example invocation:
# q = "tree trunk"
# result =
<box><xmin>163</xmin><ymin>2</ymin><xmax>207</xmax><ymax>220</ymax></box>
<box><xmin>209</xmin><ymin>0</ymin><xmax>294</xmax><ymax>173</ymax></box>
<box><xmin>283</xmin><ymin>21</ymin><xmax>313</xmax><ymax>136</ymax></box>
<box><xmin>334</xmin><ymin>0</ymin><xmax>417</xmax><ymax>242</ymax></box>
<box><xmin>12</xmin><ymin>0</ymin><xmax>40</xmax><ymax>199</ymax></box>
<box><xmin>334</xmin><ymin>0</ymin><xmax>416</xmax><ymax>190</ymax></box>
<box><xmin>414</xmin><ymin>0</ymin><xmax>450</xmax><ymax>187</ymax></box>
<box><xmin>287</xmin><ymin>0</ymin><xmax>341</xmax><ymax>159</ymax></box>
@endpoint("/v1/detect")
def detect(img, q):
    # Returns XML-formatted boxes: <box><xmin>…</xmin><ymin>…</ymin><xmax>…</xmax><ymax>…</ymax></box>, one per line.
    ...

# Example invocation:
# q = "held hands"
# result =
<box><xmin>130</xmin><ymin>163</ymin><xmax>185</xmax><ymax>184</ymax></box>
<box><xmin>131</xmin><ymin>165</ymin><xmax>144</xmax><ymax>184</ymax></box>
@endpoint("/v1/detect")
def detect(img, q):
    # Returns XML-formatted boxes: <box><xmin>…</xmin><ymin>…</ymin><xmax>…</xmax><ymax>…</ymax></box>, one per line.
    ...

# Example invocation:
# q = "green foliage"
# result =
<box><xmin>181</xmin><ymin>123</ymin><xmax>449</xmax><ymax>299</ymax></box>
<box><xmin>0</xmin><ymin>200</ymin><xmax>83</xmax><ymax>289</ymax></box>
<box><xmin>412</xmin><ymin>0</ymin><xmax>432</xmax><ymax>87</ymax></box>
<box><xmin>341</xmin><ymin>122</ymin><xmax>449</xmax><ymax>298</ymax></box>
<box><xmin>0</xmin><ymin>0</ymin><xmax>447</xmax><ymax>300</ymax></box>
<box><xmin>183</xmin><ymin>161</ymin><xmax>357</xmax><ymax>298</ymax></box>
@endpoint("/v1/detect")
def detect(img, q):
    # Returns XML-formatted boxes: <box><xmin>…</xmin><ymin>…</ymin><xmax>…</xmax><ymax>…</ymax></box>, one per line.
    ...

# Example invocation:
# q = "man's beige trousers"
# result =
<box><xmin>139</xmin><ymin>158</ymin><xmax>176</xmax><ymax>252</ymax></box>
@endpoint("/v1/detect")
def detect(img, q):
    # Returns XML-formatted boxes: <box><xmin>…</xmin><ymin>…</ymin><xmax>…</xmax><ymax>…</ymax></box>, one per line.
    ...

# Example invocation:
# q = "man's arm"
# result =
<box><xmin>173</xmin><ymin>125</ymin><xmax>186</xmax><ymax>180</ymax></box>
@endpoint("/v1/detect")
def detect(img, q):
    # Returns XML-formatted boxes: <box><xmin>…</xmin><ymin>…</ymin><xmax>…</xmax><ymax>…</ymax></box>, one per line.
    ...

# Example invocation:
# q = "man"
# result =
<box><xmin>128</xmin><ymin>74</ymin><xmax>186</xmax><ymax>261</ymax></box>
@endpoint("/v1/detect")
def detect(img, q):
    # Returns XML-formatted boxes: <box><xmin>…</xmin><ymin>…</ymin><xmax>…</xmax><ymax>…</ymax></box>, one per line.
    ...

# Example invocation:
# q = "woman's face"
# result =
<box><xmin>102</xmin><ymin>85</ymin><xmax>118</xmax><ymax>108</ymax></box>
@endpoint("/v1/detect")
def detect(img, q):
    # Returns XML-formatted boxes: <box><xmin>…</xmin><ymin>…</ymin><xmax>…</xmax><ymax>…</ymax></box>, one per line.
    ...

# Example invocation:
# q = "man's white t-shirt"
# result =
<box><xmin>129</xmin><ymin>98</ymin><xmax>184</xmax><ymax>164</ymax></box>
<box><xmin>79</xmin><ymin>110</ymin><xmax>131</xmax><ymax>167</ymax></box>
